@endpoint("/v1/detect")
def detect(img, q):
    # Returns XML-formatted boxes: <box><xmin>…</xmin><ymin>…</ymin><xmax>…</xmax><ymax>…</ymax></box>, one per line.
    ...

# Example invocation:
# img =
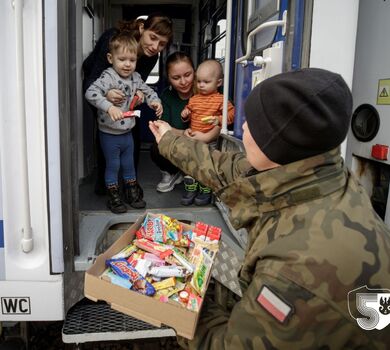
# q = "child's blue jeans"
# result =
<box><xmin>99</xmin><ymin>130</ymin><xmax>136</xmax><ymax>186</ymax></box>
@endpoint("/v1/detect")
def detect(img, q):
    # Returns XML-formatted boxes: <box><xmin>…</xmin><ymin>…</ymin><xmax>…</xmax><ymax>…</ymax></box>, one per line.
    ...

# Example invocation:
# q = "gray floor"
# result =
<box><xmin>79</xmin><ymin>149</ymin><xmax>196</xmax><ymax>211</ymax></box>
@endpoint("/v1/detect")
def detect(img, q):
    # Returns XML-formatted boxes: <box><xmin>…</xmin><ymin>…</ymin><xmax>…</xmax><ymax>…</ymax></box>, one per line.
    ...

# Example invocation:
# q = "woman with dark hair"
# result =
<box><xmin>151</xmin><ymin>51</ymin><xmax>220</xmax><ymax>195</ymax></box>
<box><xmin>83</xmin><ymin>13</ymin><xmax>173</xmax><ymax>197</ymax></box>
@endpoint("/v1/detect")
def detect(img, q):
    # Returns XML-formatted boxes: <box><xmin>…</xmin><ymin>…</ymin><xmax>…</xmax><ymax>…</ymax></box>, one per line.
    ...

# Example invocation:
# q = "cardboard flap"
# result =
<box><xmin>84</xmin><ymin>294</ymin><xmax>98</xmax><ymax>302</ymax></box>
<box><xmin>111</xmin><ymin>303</ymin><xmax>162</xmax><ymax>328</ymax></box>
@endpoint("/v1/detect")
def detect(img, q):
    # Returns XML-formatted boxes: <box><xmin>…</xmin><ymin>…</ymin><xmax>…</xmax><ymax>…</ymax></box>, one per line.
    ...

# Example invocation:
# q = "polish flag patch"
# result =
<box><xmin>257</xmin><ymin>285</ymin><xmax>293</xmax><ymax>324</ymax></box>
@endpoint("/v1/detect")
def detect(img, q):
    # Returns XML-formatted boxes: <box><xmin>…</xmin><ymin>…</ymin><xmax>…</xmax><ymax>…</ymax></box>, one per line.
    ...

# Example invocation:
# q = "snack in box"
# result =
<box><xmin>102</xmin><ymin>213</ymin><xmax>222</xmax><ymax>313</ymax></box>
<box><xmin>107</xmin><ymin>258</ymin><xmax>156</xmax><ymax>296</ymax></box>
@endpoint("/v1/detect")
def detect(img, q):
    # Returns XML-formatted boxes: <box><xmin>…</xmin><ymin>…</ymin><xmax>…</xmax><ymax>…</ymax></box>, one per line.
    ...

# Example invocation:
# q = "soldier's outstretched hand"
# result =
<box><xmin>149</xmin><ymin>120</ymin><xmax>172</xmax><ymax>143</ymax></box>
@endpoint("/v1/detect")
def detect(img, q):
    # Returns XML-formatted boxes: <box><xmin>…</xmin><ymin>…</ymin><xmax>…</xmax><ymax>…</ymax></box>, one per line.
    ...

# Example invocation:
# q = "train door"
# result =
<box><xmin>232</xmin><ymin>0</ymin><xmax>359</xmax><ymax>141</ymax></box>
<box><xmin>345</xmin><ymin>0</ymin><xmax>390</xmax><ymax>225</ymax></box>
<box><xmin>232</xmin><ymin>0</ymin><xmax>301</xmax><ymax>138</ymax></box>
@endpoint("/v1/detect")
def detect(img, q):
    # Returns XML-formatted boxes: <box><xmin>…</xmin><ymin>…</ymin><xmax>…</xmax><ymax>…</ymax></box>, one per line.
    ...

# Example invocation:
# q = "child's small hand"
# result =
<box><xmin>135</xmin><ymin>90</ymin><xmax>145</xmax><ymax>106</ymax></box>
<box><xmin>106</xmin><ymin>89</ymin><xmax>125</xmax><ymax>106</ymax></box>
<box><xmin>150</xmin><ymin>102</ymin><xmax>163</xmax><ymax>118</ymax></box>
<box><xmin>181</xmin><ymin>108</ymin><xmax>191</xmax><ymax>121</ymax></box>
<box><xmin>108</xmin><ymin>106</ymin><xmax>124</xmax><ymax>121</ymax></box>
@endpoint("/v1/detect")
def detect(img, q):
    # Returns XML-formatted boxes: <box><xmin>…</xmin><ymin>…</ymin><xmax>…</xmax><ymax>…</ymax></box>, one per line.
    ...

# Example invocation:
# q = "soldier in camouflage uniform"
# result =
<box><xmin>149</xmin><ymin>68</ymin><xmax>390</xmax><ymax>349</ymax></box>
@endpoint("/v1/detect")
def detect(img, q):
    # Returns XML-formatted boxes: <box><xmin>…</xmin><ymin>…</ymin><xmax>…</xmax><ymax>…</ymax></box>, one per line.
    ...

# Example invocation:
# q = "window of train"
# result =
<box><xmin>243</xmin><ymin>0</ymin><xmax>280</xmax><ymax>56</ymax></box>
<box><xmin>198</xmin><ymin>0</ymin><xmax>227</xmax><ymax>63</ymax></box>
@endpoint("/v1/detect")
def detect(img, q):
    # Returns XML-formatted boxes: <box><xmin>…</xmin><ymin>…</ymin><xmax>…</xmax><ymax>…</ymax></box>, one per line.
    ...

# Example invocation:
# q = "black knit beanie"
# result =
<box><xmin>244</xmin><ymin>68</ymin><xmax>353</xmax><ymax>165</ymax></box>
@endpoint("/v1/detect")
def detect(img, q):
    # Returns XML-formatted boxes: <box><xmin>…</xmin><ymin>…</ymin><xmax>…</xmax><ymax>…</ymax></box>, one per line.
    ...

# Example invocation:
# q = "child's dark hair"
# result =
<box><xmin>165</xmin><ymin>51</ymin><xmax>195</xmax><ymax>75</ymax></box>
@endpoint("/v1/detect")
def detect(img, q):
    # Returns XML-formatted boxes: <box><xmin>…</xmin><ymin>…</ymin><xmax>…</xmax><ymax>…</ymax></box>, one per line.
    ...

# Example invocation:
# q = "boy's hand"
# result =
<box><xmin>108</xmin><ymin>106</ymin><xmax>124</xmax><ymax>121</ymax></box>
<box><xmin>106</xmin><ymin>89</ymin><xmax>125</xmax><ymax>106</ymax></box>
<box><xmin>149</xmin><ymin>120</ymin><xmax>172</xmax><ymax>143</ymax></box>
<box><xmin>150</xmin><ymin>102</ymin><xmax>163</xmax><ymax>118</ymax></box>
<box><xmin>135</xmin><ymin>90</ymin><xmax>145</xmax><ymax>106</ymax></box>
<box><xmin>181</xmin><ymin>108</ymin><xmax>191</xmax><ymax>121</ymax></box>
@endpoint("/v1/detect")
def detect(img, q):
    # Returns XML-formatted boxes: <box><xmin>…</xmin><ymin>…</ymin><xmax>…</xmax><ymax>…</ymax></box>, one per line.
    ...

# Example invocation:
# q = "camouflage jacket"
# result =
<box><xmin>159</xmin><ymin>131</ymin><xmax>390</xmax><ymax>350</ymax></box>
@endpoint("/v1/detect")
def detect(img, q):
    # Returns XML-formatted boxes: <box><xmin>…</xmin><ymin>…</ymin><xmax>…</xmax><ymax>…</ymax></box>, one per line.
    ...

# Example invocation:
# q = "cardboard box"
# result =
<box><xmin>84</xmin><ymin>213</ymin><xmax>208</xmax><ymax>339</ymax></box>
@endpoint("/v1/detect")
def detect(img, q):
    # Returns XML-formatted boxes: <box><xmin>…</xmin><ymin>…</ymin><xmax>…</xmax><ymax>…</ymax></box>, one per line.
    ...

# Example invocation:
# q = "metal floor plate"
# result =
<box><xmin>62</xmin><ymin>301</ymin><xmax>175</xmax><ymax>344</ymax></box>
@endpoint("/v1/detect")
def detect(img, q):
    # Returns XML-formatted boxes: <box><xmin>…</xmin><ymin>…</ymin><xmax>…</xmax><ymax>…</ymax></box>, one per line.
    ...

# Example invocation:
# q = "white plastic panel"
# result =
<box><xmin>45</xmin><ymin>0</ymin><xmax>64</xmax><ymax>273</ymax></box>
<box><xmin>0</xmin><ymin>0</ymin><xmax>60</xmax><ymax>281</ymax></box>
<box><xmin>0</xmin><ymin>279</ymin><xmax>64</xmax><ymax>321</ymax></box>
<box><xmin>310</xmin><ymin>0</ymin><xmax>359</xmax><ymax>158</ymax></box>
<box><xmin>346</xmin><ymin>0</ymin><xmax>390</xmax><ymax>164</ymax></box>
<box><xmin>0</xmin><ymin>154</ymin><xmax>4</xmax><ymax>280</ymax></box>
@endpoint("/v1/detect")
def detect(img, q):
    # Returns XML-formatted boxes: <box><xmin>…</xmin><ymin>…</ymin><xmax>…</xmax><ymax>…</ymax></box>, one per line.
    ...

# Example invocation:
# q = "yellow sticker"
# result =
<box><xmin>377</xmin><ymin>79</ymin><xmax>390</xmax><ymax>105</ymax></box>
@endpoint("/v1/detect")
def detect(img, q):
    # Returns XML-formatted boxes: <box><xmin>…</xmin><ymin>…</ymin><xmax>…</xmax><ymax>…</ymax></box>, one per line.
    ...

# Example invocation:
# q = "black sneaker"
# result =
<box><xmin>194</xmin><ymin>184</ymin><xmax>212</xmax><ymax>206</ymax></box>
<box><xmin>125</xmin><ymin>181</ymin><xmax>146</xmax><ymax>209</ymax></box>
<box><xmin>180</xmin><ymin>176</ymin><xmax>198</xmax><ymax>206</ymax></box>
<box><xmin>107</xmin><ymin>186</ymin><xmax>127</xmax><ymax>214</ymax></box>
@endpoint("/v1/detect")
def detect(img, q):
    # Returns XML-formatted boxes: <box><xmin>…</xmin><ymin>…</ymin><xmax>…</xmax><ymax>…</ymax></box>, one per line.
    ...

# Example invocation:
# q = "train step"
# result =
<box><xmin>62</xmin><ymin>300</ymin><xmax>175</xmax><ymax>346</ymax></box>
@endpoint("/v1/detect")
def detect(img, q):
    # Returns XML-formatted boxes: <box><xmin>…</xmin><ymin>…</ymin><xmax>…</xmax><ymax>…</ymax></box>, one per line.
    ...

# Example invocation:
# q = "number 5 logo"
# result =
<box><xmin>348</xmin><ymin>285</ymin><xmax>390</xmax><ymax>330</ymax></box>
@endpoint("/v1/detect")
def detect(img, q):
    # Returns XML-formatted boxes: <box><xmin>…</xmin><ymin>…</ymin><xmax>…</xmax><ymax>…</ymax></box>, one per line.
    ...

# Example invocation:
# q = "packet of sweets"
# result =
<box><xmin>186</xmin><ymin>293</ymin><xmax>203</xmax><ymax>312</ymax></box>
<box><xmin>107</xmin><ymin>258</ymin><xmax>155</xmax><ymax>296</ymax></box>
<box><xmin>134</xmin><ymin>238</ymin><xmax>173</xmax><ymax>259</ymax></box>
<box><xmin>143</xmin><ymin>252</ymin><xmax>166</xmax><ymax>267</ymax></box>
<box><xmin>137</xmin><ymin>214</ymin><xmax>165</xmax><ymax>242</ymax></box>
<box><xmin>190</xmin><ymin>249</ymin><xmax>213</xmax><ymax>296</ymax></box>
<box><xmin>111</xmin><ymin>244</ymin><xmax>137</xmax><ymax>260</ymax></box>
<box><xmin>152</xmin><ymin>277</ymin><xmax>176</xmax><ymax>291</ymax></box>
<box><xmin>172</xmin><ymin>247</ymin><xmax>195</xmax><ymax>273</ymax></box>
<box><xmin>154</xmin><ymin>281</ymin><xmax>186</xmax><ymax>299</ymax></box>
<box><xmin>101</xmin><ymin>269</ymin><xmax>133</xmax><ymax>290</ymax></box>
<box><xmin>149</xmin><ymin>265</ymin><xmax>189</xmax><ymax>278</ymax></box>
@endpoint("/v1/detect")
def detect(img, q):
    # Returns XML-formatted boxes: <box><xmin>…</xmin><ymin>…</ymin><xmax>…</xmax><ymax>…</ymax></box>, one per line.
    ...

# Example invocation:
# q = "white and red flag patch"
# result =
<box><xmin>257</xmin><ymin>285</ymin><xmax>293</xmax><ymax>323</ymax></box>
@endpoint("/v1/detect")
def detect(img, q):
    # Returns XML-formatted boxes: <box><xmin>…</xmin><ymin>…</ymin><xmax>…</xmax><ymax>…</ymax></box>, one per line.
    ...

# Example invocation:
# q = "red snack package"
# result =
<box><xmin>134</xmin><ymin>238</ymin><xmax>173</xmax><ymax>259</ymax></box>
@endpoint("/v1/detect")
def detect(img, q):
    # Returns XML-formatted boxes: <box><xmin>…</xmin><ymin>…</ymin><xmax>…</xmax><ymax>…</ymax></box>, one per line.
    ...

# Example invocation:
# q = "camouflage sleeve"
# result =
<box><xmin>183</xmin><ymin>269</ymin><xmax>368</xmax><ymax>350</ymax></box>
<box><xmin>158</xmin><ymin>131</ymin><xmax>252</xmax><ymax>191</ymax></box>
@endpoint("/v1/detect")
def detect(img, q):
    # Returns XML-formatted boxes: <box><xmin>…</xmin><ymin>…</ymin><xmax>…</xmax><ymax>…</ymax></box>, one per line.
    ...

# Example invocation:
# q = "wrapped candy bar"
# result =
<box><xmin>190</xmin><ymin>249</ymin><xmax>213</xmax><ymax>296</ymax></box>
<box><xmin>143</xmin><ymin>252</ymin><xmax>166</xmax><ymax>267</ymax></box>
<box><xmin>134</xmin><ymin>259</ymin><xmax>152</xmax><ymax>277</ymax></box>
<box><xmin>107</xmin><ymin>259</ymin><xmax>155</xmax><ymax>296</ymax></box>
<box><xmin>152</xmin><ymin>277</ymin><xmax>176</xmax><ymax>291</ymax></box>
<box><xmin>134</xmin><ymin>238</ymin><xmax>173</xmax><ymax>259</ymax></box>
<box><xmin>101</xmin><ymin>269</ymin><xmax>133</xmax><ymax>290</ymax></box>
<box><xmin>111</xmin><ymin>244</ymin><xmax>137</xmax><ymax>260</ymax></box>
<box><xmin>149</xmin><ymin>265</ymin><xmax>189</xmax><ymax>278</ymax></box>
<box><xmin>172</xmin><ymin>247</ymin><xmax>195</xmax><ymax>273</ymax></box>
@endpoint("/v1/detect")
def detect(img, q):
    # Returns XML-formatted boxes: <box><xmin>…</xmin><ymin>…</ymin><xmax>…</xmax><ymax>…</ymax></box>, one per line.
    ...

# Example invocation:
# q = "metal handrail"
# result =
<box><xmin>236</xmin><ymin>10</ymin><xmax>287</xmax><ymax>64</ymax></box>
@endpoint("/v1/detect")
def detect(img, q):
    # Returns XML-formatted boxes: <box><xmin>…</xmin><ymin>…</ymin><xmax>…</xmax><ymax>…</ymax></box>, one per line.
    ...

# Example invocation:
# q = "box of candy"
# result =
<box><xmin>84</xmin><ymin>212</ymin><xmax>221</xmax><ymax>339</ymax></box>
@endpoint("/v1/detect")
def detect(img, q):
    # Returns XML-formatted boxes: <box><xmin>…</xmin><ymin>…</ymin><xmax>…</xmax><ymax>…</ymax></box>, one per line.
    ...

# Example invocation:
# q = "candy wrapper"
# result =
<box><xmin>111</xmin><ymin>244</ymin><xmax>138</xmax><ymax>260</ymax></box>
<box><xmin>134</xmin><ymin>238</ymin><xmax>173</xmax><ymax>259</ymax></box>
<box><xmin>107</xmin><ymin>258</ymin><xmax>155</xmax><ymax>296</ymax></box>
<box><xmin>101</xmin><ymin>268</ymin><xmax>133</xmax><ymax>290</ymax></box>
<box><xmin>190</xmin><ymin>249</ymin><xmax>213</xmax><ymax>296</ymax></box>
<box><xmin>137</xmin><ymin>214</ymin><xmax>192</xmax><ymax>247</ymax></box>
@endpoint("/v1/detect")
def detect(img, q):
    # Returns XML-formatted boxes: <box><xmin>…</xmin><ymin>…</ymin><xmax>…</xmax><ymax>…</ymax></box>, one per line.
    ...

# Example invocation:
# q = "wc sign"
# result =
<box><xmin>1</xmin><ymin>297</ymin><xmax>31</xmax><ymax>315</ymax></box>
<box><xmin>348</xmin><ymin>286</ymin><xmax>390</xmax><ymax>330</ymax></box>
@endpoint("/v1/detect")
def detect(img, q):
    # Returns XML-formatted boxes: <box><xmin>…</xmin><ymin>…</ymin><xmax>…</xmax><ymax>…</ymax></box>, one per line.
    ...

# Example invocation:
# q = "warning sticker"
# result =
<box><xmin>377</xmin><ymin>79</ymin><xmax>390</xmax><ymax>105</ymax></box>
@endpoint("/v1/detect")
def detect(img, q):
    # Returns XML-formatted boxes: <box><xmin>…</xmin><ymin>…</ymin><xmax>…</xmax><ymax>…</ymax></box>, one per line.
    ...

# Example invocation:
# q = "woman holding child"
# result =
<box><xmin>83</xmin><ymin>13</ymin><xmax>173</xmax><ymax>202</ymax></box>
<box><xmin>150</xmin><ymin>52</ymin><xmax>221</xmax><ymax>206</ymax></box>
